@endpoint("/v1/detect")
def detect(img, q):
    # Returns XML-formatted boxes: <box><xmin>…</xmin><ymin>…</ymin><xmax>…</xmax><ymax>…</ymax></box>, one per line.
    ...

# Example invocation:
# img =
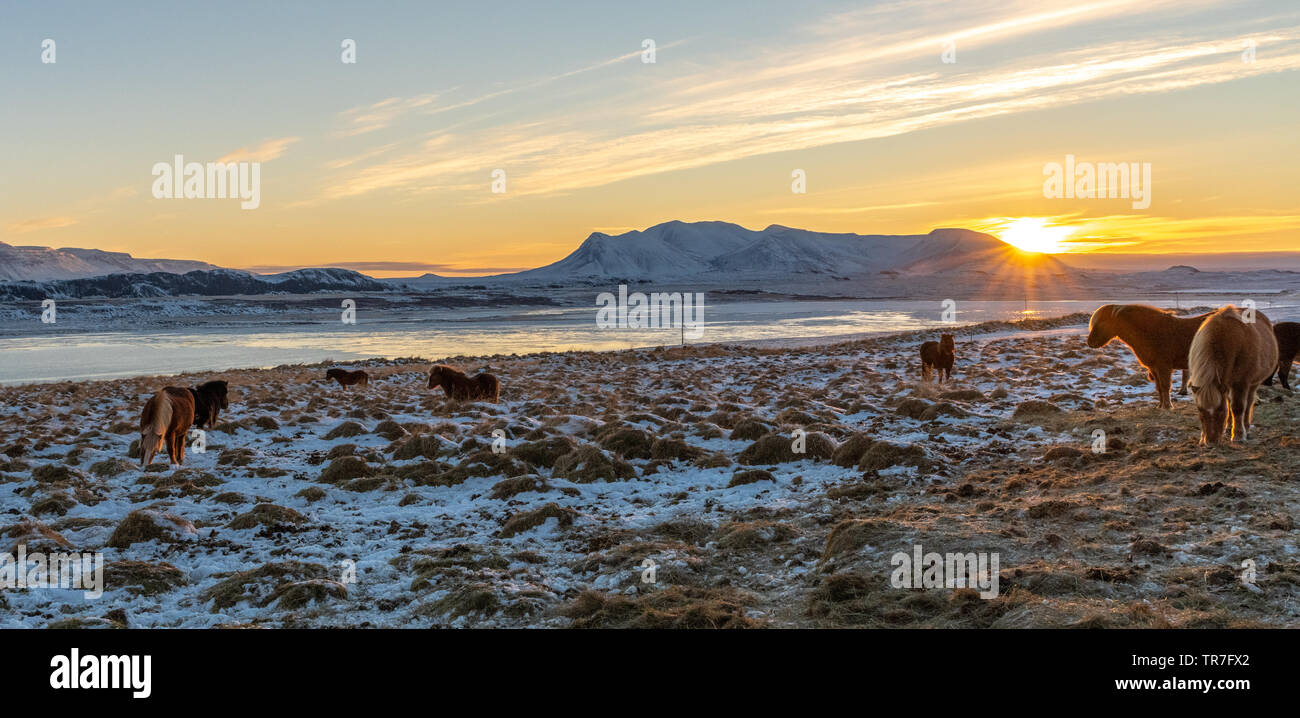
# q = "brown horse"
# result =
<box><xmin>325</xmin><ymin>368</ymin><xmax>369</xmax><ymax>390</ymax></box>
<box><xmin>1086</xmin><ymin>304</ymin><xmax>1212</xmax><ymax>409</ymax></box>
<box><xmin>1262</xmin><ymin>321</ymin><xmax>1300</xmax><ymax>391</ymax></box>
<box><xmin>919</xmin><ymin>334</ymin><xmax>955</xmax><ymax>383</ymax></box>
<box><xmin>139</xmin><ymin>387</ymin><xmax>196</xmax><ymax>467</ymax></box>
<box><xmin>189</xmin><ymin>379</ymin><xmax>229</xmax><ymax>429</ymax></box>
<box><xmin>1188</xmin><ymin>305</ymin><xmax>1278</xmax><ymax>445</ymax></box>
<box><xmin>427</xmin><ymin>364</ymin><xmax>500</xmax><ymax>402</ymax></box>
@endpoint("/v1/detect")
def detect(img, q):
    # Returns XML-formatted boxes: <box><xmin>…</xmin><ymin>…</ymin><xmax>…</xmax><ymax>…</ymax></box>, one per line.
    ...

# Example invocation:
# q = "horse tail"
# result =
<box><xmin>139</xmin><ymin>392</ymin><xmax>172</xmax><ymax>466</ymax></box>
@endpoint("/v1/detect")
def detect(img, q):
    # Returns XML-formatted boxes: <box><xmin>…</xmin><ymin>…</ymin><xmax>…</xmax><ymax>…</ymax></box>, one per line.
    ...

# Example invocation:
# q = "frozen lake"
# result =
<box><xmin>1</xmin><ymin>296</ymin><xmax>1295</xmax><ymax>385</ymax></box>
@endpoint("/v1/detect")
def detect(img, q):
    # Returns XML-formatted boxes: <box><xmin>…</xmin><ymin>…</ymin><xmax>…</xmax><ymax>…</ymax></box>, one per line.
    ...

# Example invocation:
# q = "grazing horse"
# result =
<box><xmin>919</xmin><ymin>334</ymin><xmax>955</xmax><ymax>383</ymax></box>
<box><xmin>1188</xmin><ymin>305</ymin><xmax>1278</xmax><ymax>445</ymax></box>
<box><xmin>138</xmin><ymin>387</ymin><xmax>196</xmax><ymax>467</ymax></box>
<box><xmin>1263</xmin><ymin>321</ymin><xmax>1300</xmax><ymax>391</ymax></box>
<box><xmin>427</xmin><ymin>364</ymin><xmax>500</xmax><ymax>402</ymax></box>
<box><xmin>1086</xmin><ymin>304</ymin><xmax>1211</xmax><ymax>409</ymax></box>
<box><xmin>325</xmin><ymin>368</ymin><xmax>370</xmax><ymax>390</ymax></box>
<box><xmin>189</xmin><ymin>380</ymin><xmax>229</xmax><ymax>429</ymax></box>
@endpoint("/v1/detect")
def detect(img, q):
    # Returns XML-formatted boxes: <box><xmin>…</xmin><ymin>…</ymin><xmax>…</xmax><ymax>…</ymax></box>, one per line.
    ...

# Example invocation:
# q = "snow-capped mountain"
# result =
<box><xmin>0</xmin><ymin>241</ymin><xmax>219</xmax><ymax>281</ymax></box>
<box><xmin>506</xmin><ymin>221</ymin><xmax>1018</xmax><ymax>281</ymax></box>
<box><xmin>0</xmin><ymin>268</ymin><xmax>394</xmax><ymax>300</ymax></box>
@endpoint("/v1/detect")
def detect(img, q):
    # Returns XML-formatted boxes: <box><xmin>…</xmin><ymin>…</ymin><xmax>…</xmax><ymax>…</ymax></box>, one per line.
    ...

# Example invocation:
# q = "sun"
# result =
<box><xmin>997</xmin><ymin>217</ymin><xmax>1074</xmax><ymax>254</ymax></box>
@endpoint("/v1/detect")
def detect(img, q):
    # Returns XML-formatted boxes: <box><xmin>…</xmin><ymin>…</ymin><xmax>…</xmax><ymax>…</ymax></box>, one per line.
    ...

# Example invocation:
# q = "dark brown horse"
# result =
<box><xmin>325</xmin><ymin>368</ymin><xmax>370</xmax><ymax>390</ymax></box>
<box><xmin>919</xmin><ymin>334</ymin><xmax>955</xmax><ymax>383</ymax></box>
<box><xmin>189</xmin><ymin>380</ymin><xmax>229</xmax><ymax>429</ymax></box>
<box><xmin>139</xmin><ymin>387</ymin><xmax>196</xmax><ymax>467</ymax></box>
<box><xmin>1188</xmin><ymin>305</ymin><xmax>1278</xmax><ymax>445</ymax></box>
<box><xmin>427</xmin><ymin>364</ymin><xmax>500</xmax><ymax>402</ymax></box>
<box><xmin>1086</xmin><ymin>304</ymin><xmax>1211</xmax><ymax>409</ymax></box>
<box><xmin>1262</xmin><ymin>321</ymin><xmax>1300</xmax><ymax>391</ymax></box>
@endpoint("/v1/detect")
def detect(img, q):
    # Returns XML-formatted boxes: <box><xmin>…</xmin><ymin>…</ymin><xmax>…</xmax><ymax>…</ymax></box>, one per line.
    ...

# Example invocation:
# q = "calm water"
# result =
<box><xmin>2</xmin><ymin>297</ymin><xmax>1295</xmax><ymax>385</ymax></box>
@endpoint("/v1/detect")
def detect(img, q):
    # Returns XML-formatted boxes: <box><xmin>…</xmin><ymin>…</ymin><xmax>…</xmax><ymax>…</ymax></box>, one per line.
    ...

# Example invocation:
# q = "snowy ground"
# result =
<box><xmin>1</xmin><ymin>310</ymin><xmax>1297</xmax><ymax>628</ymax></box>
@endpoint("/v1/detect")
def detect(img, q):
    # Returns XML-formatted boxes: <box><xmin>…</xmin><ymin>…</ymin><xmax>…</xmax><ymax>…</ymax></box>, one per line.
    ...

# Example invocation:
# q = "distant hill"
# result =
<box><xmin>0</xmin><ymin>268</ymin><xmax>394</xmax><ymax>300</ymax></box>
<box><xmin>0</xmin><ymin>241</ymin><xmax>219</xmax><ymax>281</ymax></box>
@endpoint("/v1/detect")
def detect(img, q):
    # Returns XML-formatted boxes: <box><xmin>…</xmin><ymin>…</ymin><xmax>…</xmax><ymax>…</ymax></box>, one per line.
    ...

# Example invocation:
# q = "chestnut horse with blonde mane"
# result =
<box><xmin>1086</xmin><ymin>304</ymin><xmax>1211</xmax><ymax>409</ymax></box>
<box><xmin>138</xmin><ymin>387</ymin><xmax>196</xmax><ymax>467</ymax></box>
<box><xmin>1188</xmin><ymin>305</ymin><xmax>1278</xmax><ymax>445</ymax></box>
<box><xmin>427</xmin><ymin>364</ymin><xmax>499</xmax><ymax>402</ymax></box>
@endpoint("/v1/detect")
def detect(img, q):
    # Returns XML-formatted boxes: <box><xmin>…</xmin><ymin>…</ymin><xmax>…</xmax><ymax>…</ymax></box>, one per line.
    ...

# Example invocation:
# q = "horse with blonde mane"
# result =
<box><xmin>1086</xmin><ymin>304</ymin><xmax>1211</xmax><ymax>409</ymax></box>
<box><xmin>138</xmin><ymin>387</ymin><xmax>196</xmax><ymax>467</ymax></box>
<box><xmin>1188</xmin><ymin>305</ymin><xmax>1278</xmax><ymax>445</ymax></box>
<box><xmin>427</xmin><ymin>364</ymin><xmax>500</xmax><ymax>402</ymax></box>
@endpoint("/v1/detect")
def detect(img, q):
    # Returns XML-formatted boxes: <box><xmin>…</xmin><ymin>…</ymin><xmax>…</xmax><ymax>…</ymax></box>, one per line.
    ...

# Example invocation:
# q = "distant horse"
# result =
<box><xmin>1086</xmin><ymin>304</ymin><xmax>1211</xmax><ymax>409</ymax></box>
<box><xmin>325</xmin><ymin>368</ymin><xmax>370</xmax><ymax>390</ymax></box>
<box><xmin>919</xmin><ymin>334</ymin><xmax>955</xmax><ymax>383</ymax></box>
<box><xmin>1188</xmin><ymin>305</ymin><xmax>1278</xmax><ymax>445</ymax></box>
<box><xmin>1262</xmin><ymin>321</ymin><xmax>1300</xmax><ymax>391</ymax></box>
<box><xmin>427</xmin><ymin>364</ymin><xmax>500</xmax><ymax>402</ymax></box>
<box><xmin>189</xmin><ymin>380</ymin><xmax>229</xmax><ymax>429</ymax></box>
<box><xmin>139</xmin><ymin>387</ymin><xmax>196</xmax><ymax>467</ymax></box>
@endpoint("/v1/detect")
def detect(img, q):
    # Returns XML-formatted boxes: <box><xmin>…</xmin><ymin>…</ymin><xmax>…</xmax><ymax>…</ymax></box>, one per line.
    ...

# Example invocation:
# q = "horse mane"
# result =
<box><xmin>429</xmin><ymin>364</ymin><xmax>468</xmax><ymax>380</ymax></box>
<box><xmin>1188</xmin><ymin>306</ymin><xmax>1241</xmax><ymax>403</ymax></box>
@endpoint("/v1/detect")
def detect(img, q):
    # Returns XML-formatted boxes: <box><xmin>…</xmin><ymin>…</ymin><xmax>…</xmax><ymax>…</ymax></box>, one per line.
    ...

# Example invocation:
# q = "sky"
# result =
<box><xmin>1</xmin><ymin>0</ymin><xmax>1297</xmax><ymax>276</ymax></box>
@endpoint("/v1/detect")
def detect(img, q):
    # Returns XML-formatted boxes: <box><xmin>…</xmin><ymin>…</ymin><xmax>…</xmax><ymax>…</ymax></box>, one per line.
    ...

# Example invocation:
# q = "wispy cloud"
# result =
<box><xmin>314</xmin><ymin>0</ymin><xmax>1300</xmax><ymax>204</ymax></box>
<box><xmin>6</xmin><ymin>216</ymin><xmax>79</xmax><ymax>234</ymax></box>
<box><xmin>337</xmin><ymin>96</ymin><xmax>439</xmax><ymax>137</ymax></box>
<box><xmin>218</xmin><ymin>136</ymin><xmax>301</xmax><ymax>163</ymax></box>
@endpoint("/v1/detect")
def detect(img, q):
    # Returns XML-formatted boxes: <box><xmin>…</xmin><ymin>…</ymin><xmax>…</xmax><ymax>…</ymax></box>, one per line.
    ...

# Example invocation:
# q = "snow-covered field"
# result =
<box><xmin>2</xmin><ymin>311</ymin><xmax>1298</xmax><ymax>628</ymax></box>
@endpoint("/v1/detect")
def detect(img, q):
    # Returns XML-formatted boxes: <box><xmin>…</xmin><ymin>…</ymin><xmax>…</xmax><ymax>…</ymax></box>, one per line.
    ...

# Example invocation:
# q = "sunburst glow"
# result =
<box><xmin>997</xmin><ymin>217</ymin><xmax>1075</xmax><ymax>254</ymax></box>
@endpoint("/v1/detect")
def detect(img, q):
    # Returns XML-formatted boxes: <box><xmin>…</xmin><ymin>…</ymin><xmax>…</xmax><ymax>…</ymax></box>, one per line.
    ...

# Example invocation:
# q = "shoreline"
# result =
<box><xmin>0</xmin><ymin>309</ymin><xmax>1105</xmax><ymax>388</ymax></box>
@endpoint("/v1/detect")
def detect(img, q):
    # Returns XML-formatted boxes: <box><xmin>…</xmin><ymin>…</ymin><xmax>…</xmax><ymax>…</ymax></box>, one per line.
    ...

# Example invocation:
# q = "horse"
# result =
<box><xmin>1262</xmin><ymin>321</ymin><xmax>1300</xmax><ymax>391</ymax></box>
<box><xmin>1188</xmin><ymin>305</ymin><xmax>1278</xmax><ymax>445</ymax></box>
<box><xmin>427</xmin><ymin>364</ymin><xmax>500</xmax><ymax>402</ymax></box>
<box><xmin>138</xmin><ymin>387</ymin><xmax>196</xmax><ymax>467</ymax></box>
<box><xmin>325</xmin><ymin>368</ymin><xmax>370</xmax><ymax>390</ymax></box>
<box><xmin>189</xmin><ymin>379</ymin><xmax>229</xmax><ymax>429</ymax></box>
<box><xmin>919</xmin><ymin>334</ymin><xmax>955</xmax><ymax>383</ymax></box>
<box><xmin>1086</xmin><ymin>304</ymin><xmax>1212</xmax><ymax>409</ymax></box>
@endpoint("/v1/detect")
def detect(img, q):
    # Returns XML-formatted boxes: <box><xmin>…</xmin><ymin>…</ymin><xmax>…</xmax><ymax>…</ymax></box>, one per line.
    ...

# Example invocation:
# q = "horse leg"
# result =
<box><xmin>1281</xmin><ymin>358</ymin><xmax>1294</xmax><ymax>391</ymax></box>
<box><xmin>1178</xmin><ymin>368</ymin><xmax>1190</xmax><ymax>396</ymax></box>
<box><xmin>1229</xmin><ymin>389</ymin><xmax>1249</xmax><ymax>442</ymax></box>
<box><xmin>1154</xmin><ymin>370</ymin><xmax>1172</xmax><ymax>409</ymax></box>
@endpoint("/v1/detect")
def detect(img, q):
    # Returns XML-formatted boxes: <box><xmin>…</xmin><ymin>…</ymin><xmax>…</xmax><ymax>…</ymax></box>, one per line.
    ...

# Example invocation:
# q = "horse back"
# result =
<box><xmin>476</xmin><ymin>373</ymin><xmax>500</xmax><ymax>401</ymax></box>
<box><xmin>163</xmin><ymin>387</ymin><xmax>197</xmax><ymax>430</ymax></box>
